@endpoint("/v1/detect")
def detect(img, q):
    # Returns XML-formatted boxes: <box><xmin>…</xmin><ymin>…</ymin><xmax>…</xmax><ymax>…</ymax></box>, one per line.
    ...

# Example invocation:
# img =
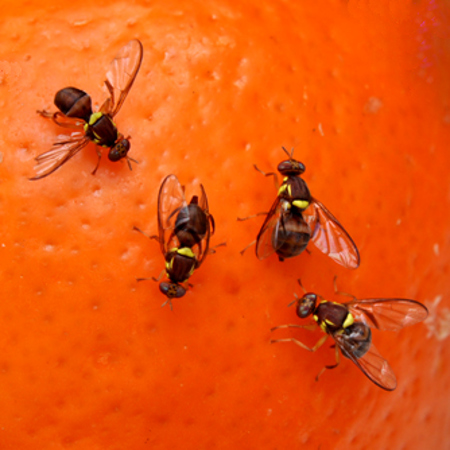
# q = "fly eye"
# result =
<box><xmin>296</xmin><ymin>293</ymin><xmax>316</xmax><ymax>318</ymax></box>
<box><xmin>159</xmin><ymin>282</ymin><xmax>186</xmax><ymax>299</ymax></box>
<box><xmin>296</xmin><ymin>303</ymin><xmax>312</xmax><ymax>318</ymax></box>
<box><xmin>108</xmin><ymin>139</ymin><xmax>130</xmax><ymax>162</ymax></box>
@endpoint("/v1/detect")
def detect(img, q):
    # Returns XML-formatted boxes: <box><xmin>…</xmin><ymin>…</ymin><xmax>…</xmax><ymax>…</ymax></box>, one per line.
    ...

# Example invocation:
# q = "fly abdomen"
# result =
<box><xmin>272</xmin><ymin>211</ymin><xmax>311</xmax><ymax>261</ymax></box>
<box><xmin>54</xmin><ymin>87</ymin><xmax>93</xmax><ymax>121</ymax></box>
<box><xmin>342</xmin><ymin>322</ymin><xmax>372</xmax><ymax>359</ymax></box>
<box><xmin>175</xmin><ymin>202</ymin><xmax>208</xmax><ymax>248</ymax></box>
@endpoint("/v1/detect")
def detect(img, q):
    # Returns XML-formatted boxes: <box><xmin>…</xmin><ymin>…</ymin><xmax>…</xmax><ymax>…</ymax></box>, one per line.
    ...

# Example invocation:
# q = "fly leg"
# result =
<box><xmin>270</xmin><ymin>330</ymin><xmax>328</xmax><ymax>352</ymax></box>
<box><xmin>333</xmin><ymin>275</ymin><xmax>357</xmax><ymax>302</ymax></box>
<box><xmin>297</xmin><ymin>278</ymin><xmax>307</xmax><ymax>294</ymax></box>
<box><xmin>208</xmin><ymin>212</ymin><xmax>215</xmax><ymax>235</ymax></box>
<box><xmin>207</xmin><ymin>242</ymin><xmax>227</xmax><ymax>255</ymax></box>
<box><xmin>126</xmin><ymin>155</ymin><xmax>139</xmax><ymax>170</ymax></box>
<box><xmin>119</xmin><ymin>135</ymin><xmax>139</xmax><ymax>171</ymax></box>
<box><xmin>253</xmin><ymin>164</ymin><xmax>280</xmax><ymax>191</ymax></box>
<box><xmin>237</xmin><ymin>212</ymin><xmax>268</xmax><ymax>222</ymax></box>
<box><xmin>91</xmin><ymin>147</ymin><xmax>103</xmax><ymax>175</ymax></box>
<box><xmin>315</xmin><ymin>345</ymin><xmax>341</xmax><ymax>382</ymax></box>
<box><xmin>37</xmin><ymin>110</ymin><xmax>82</xmax><ymax>129</ymax></box>
<box><xmin>136</xmin><ymin>269</ymin><xmax>165</xmax><ymax>283</ymax></box>
<box><xmin>132</xmin><ymin>226</ymin><xmax>159</xmax><ymax>242</ymax></box>
<box><xmin>290</xmin><ymin>279</ymin><xmax>325</xmax><ymax>305</ymax></box>
<box><xmin>237</xmin><ymin>212</ymin><xmax>268</xmax><ymax>256</ymax></box>
<box><xmin>271</xmin><ymin>324</ymin><xmax>333</xmax><ymax>382</ymax></box>
<box><xmin>236</xmin><ymin>164</ymin><xmax>270</xmax><ymax>252</ymax></box>
<box><xmin>193</xmin><ymin>242</ymin><xmax>226</xmax><ymax>270</ymax></box>
<box><xmin>133</xmin><ymin>226</ymin><xmax>161</xmax><ymax>282</ymax></box>
<box><xmin>239</xmin><ymin>240</ymin><xmax>256</xmax><ymax>256</ymax></box>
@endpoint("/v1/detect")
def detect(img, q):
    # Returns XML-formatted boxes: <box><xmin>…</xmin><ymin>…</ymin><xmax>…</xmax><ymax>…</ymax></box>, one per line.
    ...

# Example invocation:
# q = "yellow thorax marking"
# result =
<box><xmin>89</xmin><ymin>111</ymin><xmax>103</xmax><ymax>126</ymax></box>
<box><xmin>166</xmin><ymin>247</ymin><xmax>180</xmax><ymax>271</ymax></box>
<box><xmin>93</xmin><ymin>131</ymin><xmax>102</xmax><ymax>142</ymax></box>
<box><xmin>293</xmin><ymin>199</ymin><xmax>309</xmax><ymax>210</ymax></box>
<box><xmin>343</xmin><ymin>313</ymin><xmax>354</xmax><ymax>329</ymax></box>
<box><xmin>186</xmin><ymin>265</ymin><xmax>195</xmax><ymax>279</ymax></box>
<box><xmin>166</xmin><ymin>247</ymin><xmax>195</xmax><ymax>271</ymax></box>
<box><xmin>177</xmin><ymin>247</ymin><xmax>195</xmax><ymax>258</ymax></box>
<box><xmin>278</xmin><ymin>183</ymin><xmax>288</xmax><ymax>196</ymax></box>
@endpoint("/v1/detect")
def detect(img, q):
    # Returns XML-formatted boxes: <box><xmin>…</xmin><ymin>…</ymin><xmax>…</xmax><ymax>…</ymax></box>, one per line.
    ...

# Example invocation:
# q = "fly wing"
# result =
<box><xmin>199</xmin><ymin>183</ymin><xmax>215</xmax><ymax>235</ymax></box>
<box><xmin>303</xmin><ymin>198</ymin><xmax>360</xmax><ymax>269</ymax></box>
<box><xmin>199</xmin><ymin>184</ymin><xmax>209</xmax><ymax>213</ymax></box>
<box><xmin>255</xmin><ymin>197</ymin><xmax>284</xmax><ymax>260</ymax></box>
<box><xmin>157</xmin><ymin>174</ymin><xmax>187</xmax><ymax>254</ymax></box>
<box><xmin>334</xmin><ymin>332</ymin><xmax>397</xmax><ymax>391</ymax></box>
<box><xmin>105</xmin><ymin>39</ymin><xmax>144</xmax><ymax>117</ymax></box>
<box><xmin>348</xmin><ymin>299</ymin><xmax>429</xmax><ymax>331</ymax></box>
<box><xmin>195</xmin><ymin>184</ymin><xmax>212</xmax><ymax>265</ymax></box>
<box><xmin>30</xmin><ymin>133</ymin><xmax>89</xmax><ymax>180</ymax></box>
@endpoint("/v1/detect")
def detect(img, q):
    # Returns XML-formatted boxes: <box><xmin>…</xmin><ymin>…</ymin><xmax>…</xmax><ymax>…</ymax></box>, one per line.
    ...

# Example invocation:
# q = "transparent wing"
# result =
<box><xmin>199</xmin><ymin>183</ymin><xmax>215</xmax><ymax>235</ymax></box>
<box><xmin>157</xmin><ymin>174</ymin><xmax>187</xmax><ymax>254</ymax></box>
<box><xmin>105</xmin><ymin>39</ymin><xmax>144</xmax><ymax>117</ymax></box>
<box><xmin>334</xmin><ymin>332</ymin><xmax>397</xmax><ymax>391</ymax></box>
<box><xmin>30</xmin><ymin>133</ymin><xmax>90</xmax><ymax>180</ymax></box>
<box><xmin>255</xmin><ymin>197</ymin><xmax>284</xmax><ymax>260</ymax></box>
<box><xmin>303</xmin><ymin>198</ymin><xmax>360</xmax><ymax>269</ymax></box>
<box><xmin>195</xmin><ymin>184</ymin><xmax>212</xmax><ymax>266</ymax></box>
<box><xmin>199</xmin><ymin>184</ymin><xmax>209</xmax><ymax>212</ymax></box>
<box><xmin>348</xmin><ymin>299</ymin><xmax>429</xmax><ymax>331</ymax></box>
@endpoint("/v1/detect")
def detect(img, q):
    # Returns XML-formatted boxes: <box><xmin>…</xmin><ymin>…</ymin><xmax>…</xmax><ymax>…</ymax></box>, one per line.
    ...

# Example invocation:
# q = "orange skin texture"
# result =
<box><xmin>0</xmin><ymin>0</ymin><xmax>449</xmax><ymax>448</ymax></box>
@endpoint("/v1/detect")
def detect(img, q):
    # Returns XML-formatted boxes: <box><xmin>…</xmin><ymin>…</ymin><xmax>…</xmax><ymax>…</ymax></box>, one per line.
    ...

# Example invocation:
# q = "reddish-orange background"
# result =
<box><xmin>0</xmin><ymin>1</ymin><xmax>449</xmax><ymax>448</ymax></box>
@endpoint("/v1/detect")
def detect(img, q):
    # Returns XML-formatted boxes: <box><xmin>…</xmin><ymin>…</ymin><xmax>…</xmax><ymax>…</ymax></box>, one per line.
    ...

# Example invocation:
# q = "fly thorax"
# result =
<box><xmin>166</xmin><ymin>247</ymin><xmax>197</xmax><ymax>283</ymax></box>
<box><xmin>316</xmin><ymin>301</ymin><xmax>349</xmax><ymax>333</ymax></box>
<box><xmin>85</xmin><ymin>112</ymin><xmax>118</xmax><ymax>147</ymax></box>
<box><xmin>279</xmin><ymin>177</ymin><xmax>311</xmax><ymax>204</ymax></box>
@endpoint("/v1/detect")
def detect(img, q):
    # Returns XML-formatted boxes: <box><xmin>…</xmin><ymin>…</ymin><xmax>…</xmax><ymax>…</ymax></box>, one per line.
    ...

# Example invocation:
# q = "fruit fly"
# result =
<box><xmin>271</xmin><ymin>279</ymin><xmax>429</xmax><ymax>390</ymax></box>
<box><xmin>255</xmin><ymin>147</ymin><xmax>360</xmax><ymax>269</ymax></box>
<box><xmin>31</xmin><ymin>39</ymin><xmax>143</xmax><ymax>180</ymax></box>
<box><xmin>135</xmin><ymin>174</ymin><xmax>215</xmax><ymax>309</ymax></box>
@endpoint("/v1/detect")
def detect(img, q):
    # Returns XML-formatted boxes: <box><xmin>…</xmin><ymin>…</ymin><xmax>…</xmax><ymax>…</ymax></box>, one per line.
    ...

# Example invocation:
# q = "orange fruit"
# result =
<box><xmin>1</xmin><ymin>0</ymin><xmax>449</xmax><ymax>448</ymax></box>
